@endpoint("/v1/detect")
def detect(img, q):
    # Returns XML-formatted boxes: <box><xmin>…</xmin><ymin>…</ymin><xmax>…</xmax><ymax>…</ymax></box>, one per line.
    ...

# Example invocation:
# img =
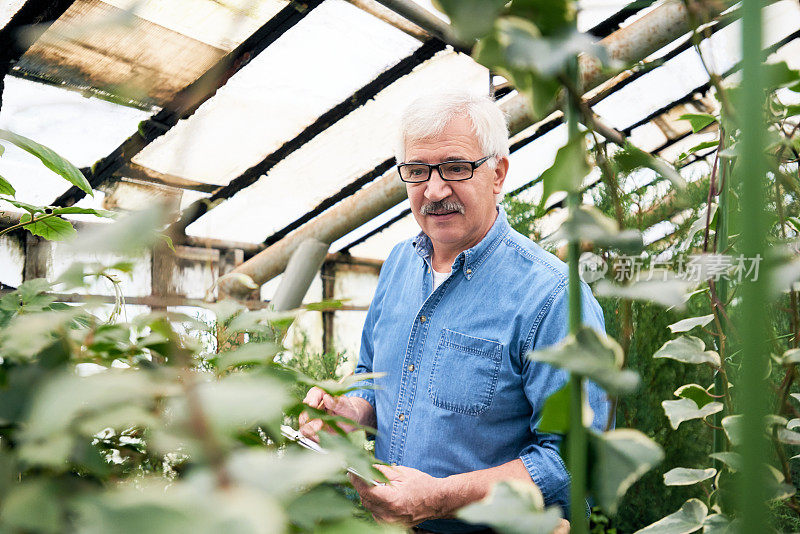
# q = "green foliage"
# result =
<box><xmin>0</xmin><ymin>129</ymin><xmax>92</xmax><ymax>196</ymax></box>
<box><xmin>0</xmin><ymin>213</ymin><xmax>395</xmax><ymax>533</ymax></box>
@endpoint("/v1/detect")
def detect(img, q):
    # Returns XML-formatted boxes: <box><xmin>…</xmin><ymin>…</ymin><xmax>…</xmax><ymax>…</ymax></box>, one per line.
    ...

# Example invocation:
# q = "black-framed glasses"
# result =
<box><xmin>397</xmin><ymin>155</ymin><xmax>493</xmax><ymax>183</ymax></box>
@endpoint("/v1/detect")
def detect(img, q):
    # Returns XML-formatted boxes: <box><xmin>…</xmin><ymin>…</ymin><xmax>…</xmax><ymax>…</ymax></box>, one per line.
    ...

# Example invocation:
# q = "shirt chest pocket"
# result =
<box><xmin>428</xmin><ymin>329</ymin><xmax>503</xmax><ymax>416</ymax></box>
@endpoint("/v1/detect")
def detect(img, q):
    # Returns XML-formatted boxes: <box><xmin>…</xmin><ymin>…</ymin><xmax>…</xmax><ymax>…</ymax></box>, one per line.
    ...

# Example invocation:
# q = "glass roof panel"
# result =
<box><xmin>132</xmin><ymin>0</ymin><xmax>421</xmax><ymax>186</ymax></box>
<box><xmin>101</xmin><ymin>0</ymin><xmax>288</xmax><ymax>50</ymax></box>
<box><xmin>0</xmin><ymin>77</ymin><xmax>149</xmax><ymax>205</ymax></box>
<box><xmin>345</xmin><ymin>209</ymin><xmax>420</xmax><ymax>259</ymax></box>
<box><xmin>0</xmin><ymin>0</ymin><xmax>26</xmax><ymax>29</ymax></box>
<box><xmin>184</xmin><ymin>51</ymin><xmax>488</xmax><ymax>243</ymax></box>
<box><xmin>593</xmin><ymin>0</ymin><xmax>800</xmax><ymax>131</ymax></box>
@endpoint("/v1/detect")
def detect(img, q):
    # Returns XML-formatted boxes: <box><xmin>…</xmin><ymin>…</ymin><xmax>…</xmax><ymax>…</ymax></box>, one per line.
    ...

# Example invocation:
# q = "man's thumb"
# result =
<box><xmin>323</xmin><ymin>393</ymin><xmax>336</xmax><ymax>412</ymax></box>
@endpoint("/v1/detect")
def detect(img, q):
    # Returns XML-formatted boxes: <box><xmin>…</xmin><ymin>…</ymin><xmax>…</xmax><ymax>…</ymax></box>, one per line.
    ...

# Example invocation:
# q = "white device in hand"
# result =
<box><xmin>280</xmin><ymin>425</ymin><xmax>383</xmax><ymax>486</ymax></box>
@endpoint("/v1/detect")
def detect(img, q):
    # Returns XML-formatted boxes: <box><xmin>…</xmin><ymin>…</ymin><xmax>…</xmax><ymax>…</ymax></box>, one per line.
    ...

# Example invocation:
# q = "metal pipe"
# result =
<box><xmin>221</xmin><ymin>0</ymin><xmax>727</xmax><ymax>296</ymax></box>
<box><xmin>219</xmin><ymin>170</ymin><xmax>406</xmax><ymax>297</ymax></box>
<box><xmin>369</xmin><ymin>0</ymin><xmax>461</xmax><ymax>49</ymax></box>
<box><xmin>344</xmin><ymin>0</ymin><xmax>430</xmax><ymax>41</ymax></box>
<box><xmin>270</xmin><ymin>238</ymin><xmax>330</xmax><ymax>311</ymax></box>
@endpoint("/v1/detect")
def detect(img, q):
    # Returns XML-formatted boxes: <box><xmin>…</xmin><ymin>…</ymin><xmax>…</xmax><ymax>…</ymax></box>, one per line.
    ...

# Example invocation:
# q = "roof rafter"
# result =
<box><xmin>256</xmin><ymin>2</ymin><xmax>666</xmax><ymax>249</ymax></box>
<box><xmin>51</xmin><ymin>0</ymin><xmax>325</xmax><ymax>208</ymax></box>
<box><xmin>0</xmin><ymin>0</ymin><xmax>76</xmax><ymax>110</ymax></box>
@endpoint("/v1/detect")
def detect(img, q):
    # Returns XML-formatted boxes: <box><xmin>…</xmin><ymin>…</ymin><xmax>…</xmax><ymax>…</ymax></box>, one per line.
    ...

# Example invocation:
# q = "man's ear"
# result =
<box><xmin>492</xmin><ymin>157</ymin><xmax>509</xmax><ymax>195</ymax></box>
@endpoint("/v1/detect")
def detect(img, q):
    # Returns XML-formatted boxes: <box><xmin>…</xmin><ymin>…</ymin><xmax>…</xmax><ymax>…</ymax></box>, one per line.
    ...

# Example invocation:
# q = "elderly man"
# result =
<box><xmin>300</xmin><ymin>92</ymin><xmax>609</xmax><ymax>533</ymax></box>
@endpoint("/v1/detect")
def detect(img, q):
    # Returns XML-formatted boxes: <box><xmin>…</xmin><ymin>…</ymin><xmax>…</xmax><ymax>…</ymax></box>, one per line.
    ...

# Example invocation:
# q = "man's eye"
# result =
<box><xmin>448</xmin><ymin>165</ymin><xmax>466</xmax><ymax>173</ymax></box>
<box><xmin>410</xmin><ymin>168</ymin><xmax>424</xmax><ymax>175</ymax></box>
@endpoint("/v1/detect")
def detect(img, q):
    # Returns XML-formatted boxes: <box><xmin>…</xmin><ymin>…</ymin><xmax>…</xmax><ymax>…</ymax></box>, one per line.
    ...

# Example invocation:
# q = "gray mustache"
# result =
<box><xmin>420</xmin><ymin>200</ymin><xmax>465</xmax><ymax>216</ymax></box>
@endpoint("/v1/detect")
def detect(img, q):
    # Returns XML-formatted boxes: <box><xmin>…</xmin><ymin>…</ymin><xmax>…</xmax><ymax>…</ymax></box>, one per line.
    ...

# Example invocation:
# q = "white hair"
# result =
<box><xmin>396</xmin><ymin>92</ymin><xmax>510</xmax><ymax>169</ymax></box>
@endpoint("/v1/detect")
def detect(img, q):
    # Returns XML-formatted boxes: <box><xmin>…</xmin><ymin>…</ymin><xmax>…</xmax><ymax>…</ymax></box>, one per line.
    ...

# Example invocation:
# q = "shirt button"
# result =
<box><xmin>419</xmin><ymin>315</ymin><xmax>426</xmax><ymax>323</ymax></box>
<box><xmin>391</xmin><ymin>462</ymin><xmax>397</xmax><ymax>467</ymax></box>
<box><xmin>408</xmin><ymin>364</ymin><xmax>415</xmax><ymax>372</ymax></box>
<box><xmin>466</xmin><ymin>268</ymin><xmax>472</xmax><ymax>275</ymax></box>
<box><xmin>398</xmin><ymin>413</ymin><xmax>405</xmax><ymax>421</ymax></box>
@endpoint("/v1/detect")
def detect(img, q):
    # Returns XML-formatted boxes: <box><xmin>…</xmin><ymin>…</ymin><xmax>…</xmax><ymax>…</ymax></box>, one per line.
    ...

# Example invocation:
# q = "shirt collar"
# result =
<box><xmin>411</xmin><ymin>206</ymin><xmax>511</xmax><ymax>280</ymax></box>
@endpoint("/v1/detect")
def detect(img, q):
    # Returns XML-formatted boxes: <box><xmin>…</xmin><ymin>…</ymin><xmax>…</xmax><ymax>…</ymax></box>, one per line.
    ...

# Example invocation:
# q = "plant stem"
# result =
<box><xmin>712</xmin><ymin>133</ymin><xmax>729</xmax><ymax>470</ymax></box>
<box><xmin>0</xmin><ymin>213</ymin><xmax>56</xmax><ymax>238</ymax></box>
<box><xmin>565</xmin><ymin>55</ymin><xmax>588</xmax><ymax>534</ymax></box>
<box><xmin>737</xmin><ymin>0</ymin><xmax>770</xmax><ymax>530</ymax></box>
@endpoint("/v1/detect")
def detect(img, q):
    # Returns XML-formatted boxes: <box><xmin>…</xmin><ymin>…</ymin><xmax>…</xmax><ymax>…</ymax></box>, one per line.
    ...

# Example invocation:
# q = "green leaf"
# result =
<box><xmin>0</xmin><ymin>129</ymin><xmax>92</xmax><ymax>196</ymax></box>
<box><xmin>318</xmin><ymin>431</ymin><xmax>388</xmax><ymax>486</ymax></box>
<box><xmin>653</xmin><ymin>336</ymin><xmax>721</xmax><ymax>367</ymax></box>
<box><xmin>0</xmin><ymin>479</ymin><xmax>63</xmax><ymax>533</ymax></box>
<box><xmin>702</xmin><ymin>514</ymin><xmax>733</xmax><ymax>534</ymax></box>
<box><xmin>663</xmin><ymin>467</ymin><xmax>716</xmax><ymax>486</ymax></box>
<box><xmin>3</xmin><ymin>198</ymin><xmax>44</xmax><ymax>214</ymax></box>
<box><xmin>590</xmin><ymin>429</ymin><xmax>664</xmax><ymax>514</ymax></box>
<box><xmin>431</xmin><ymin>0</ymin><xmax>505</xmax><ymax>41</ymax></box>
<box><xmin>634</xmin><ymin>498</ymin><xmax>707</xmax><ymax>534</ymax></box>
<box><xmin>217</xmin><ymin>342</ymin><xmax>282</xmax><ymax>370</ymax></box>
<box><xmin>614</xmin><ymin>143</ymin><xmax>687</xmax><ymax>190</ymax></box>
<box><xmin>686</xmin><ymin>140</ymin><xmax>718</xmax><ymax>155</ymax></box>
<box><xmin>763</xmin><ymin>61</ymin><xmax>800</xmax><ymax>89</ymax></box>
<box><xmin>51</xmin><ymin>206</ymin><xmax>116</xmax><ymax>218</ymax></box>
<box><xmin>227</xmin><ymin>449</ymin><xmax>344</xmax><ymax>498</ymax></box>
<box><xmin>673</xmin><ymin>383</ymin><xmax>715</xmax><ymax>409</ymax></box>
<box><xmin>662</xmin><ymin>398</ymin><xmax>722</xmax><ymax>430</ymax></box>
<box><xmin>203</xmin><ymin>299</ymin><xmax>246</xmax><ymax>326</ymax></box>
<box><xmin>507</xmin><ymin>0</ymin><xmax>574</xmax><ymax>36</ymax></box>
<box><xmin>0</xmin><ymin>174</ymin><xmax>15</xmax><ymax>196</ymax></box>
<box><xmin>307</xmin><ymin>373</ymin><xmax>385</xmax><ymax>396</ymax></box>
<box><xmin>721</xmin><ymin>415</ymin><xmax>742</xmax><ymax>445</ymax></box>
<box><xmin>456</xmin><ymin>480</ymin><xmax>563</xmax><ymax>534</ymax></box>
<box><xmin>679</xmin><ymin>114</ymin><xmax>717</xmax><ymax>133</ymax></box>
<box><xmin>537</xmin><ymin>383</ymin><xmax>570</xmax><ymax>434</ymax></box>
<box><xmin>528</xmin><ymin>326</ymin><xmax>640</xmax><ymax>394</ymax></box>
<box><xmin>71</xmin><ymin>205</ymin><xmax>166</xmax><ymax>256</ymax></box>
<box><xmin>777</xmin><ymin>428</ymin><xmax>800</xmax><ymax>445</ymax></box>
<box><xmin>20</xmin><ymin>213</ymin><xmax>76</xmax><ymax>241</ymax></box>
<box><xmin>594</xmin><ymin>277</ymin><xmax>693</xmax><ymax>309</ymax></box>
<box><xmin>191</xmin><ymin>374</ymin><xmax>289</xmax><ymax>437</ymax></box>
<box><xmin>780</xmin><ymin>348</ymin><xmax>800</xmax><ymax>365</ymax></box>
<box><xmin>708</xmin><ymin>451</ymin><xmax>744</xmax><ymax>472</ymax></box>
<box><xmin>537</xmin><ymin>382</ymin><xmax>595</xmax><ymax>434</ymax></box>
<box><xmin>543</xmin><ymin>205</ymin><xmax>643</xmax><ymax>253</ymax></box>
<box><xmin>667</xmin><ymin>315</ymin><xmax>714</xmax><ymax>333</ymax></box>
<box><xmin>286</xmin><ymin>486</ymin><xmax>354</xmax><ymax>530</ymax></box>
<box><xmin>499</xmin><ymin>20</ymin><xmax>599</xmax><ymax>76</ymax></box>
<box><xmin>540</xmin><ymin>136</ymin><xmax>590</xmax><ymax>203</ymax></box>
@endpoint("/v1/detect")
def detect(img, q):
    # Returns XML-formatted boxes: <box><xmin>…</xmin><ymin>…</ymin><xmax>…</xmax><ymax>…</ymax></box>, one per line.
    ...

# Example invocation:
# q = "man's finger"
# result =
<box><xmin>372</xmin><ymin>463</ymin><xmax>398</xmax><ymax>480</ymax></box>
<box><xmin>302</xmin><ymin>386</ymin><xmax>324</xmax><ymax>407</ymax></box>
<box><xmin>299</xmin><ymin>418</ymin><xmax>323</xmax><ymax>441</ymax></box>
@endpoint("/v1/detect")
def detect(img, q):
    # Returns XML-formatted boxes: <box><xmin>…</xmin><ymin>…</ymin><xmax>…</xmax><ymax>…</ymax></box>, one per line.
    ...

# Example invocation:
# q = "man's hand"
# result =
<box><xmin>349</xmin><ymin>464</ymin><xmax>446</xmax><ymax>527</ymax></box>
<box><xmin>350</xmin><ymin>461</ymin><xmax>572</xmax><ymax>533</ymax></box>
<box><xmin>298</xmin><ymin>386</ymin><xmax>375</xmax><ymax>442</ymax></box>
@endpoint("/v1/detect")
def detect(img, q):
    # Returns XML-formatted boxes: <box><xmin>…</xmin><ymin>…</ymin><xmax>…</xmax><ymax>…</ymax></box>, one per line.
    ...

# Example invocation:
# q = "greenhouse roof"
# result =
<box><xmin>1</xmin><ymin>0</ymin><xmax>800</xmax><ymax>265</ymax></box>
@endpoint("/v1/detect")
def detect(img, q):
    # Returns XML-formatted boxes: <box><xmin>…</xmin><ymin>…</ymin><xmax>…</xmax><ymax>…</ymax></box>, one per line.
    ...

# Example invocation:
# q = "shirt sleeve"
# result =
<box><xmin>518</xmin><ymin>279</ymin><xmax>611</xmax><ymax>519</ymax></box>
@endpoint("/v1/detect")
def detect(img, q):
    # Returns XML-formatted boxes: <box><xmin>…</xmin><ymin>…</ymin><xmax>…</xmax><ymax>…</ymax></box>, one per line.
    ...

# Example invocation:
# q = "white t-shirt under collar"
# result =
<box><xmin>432</xmin><ymin>268</ymin><xmax>451</xmax><ymax>290</ymax></box>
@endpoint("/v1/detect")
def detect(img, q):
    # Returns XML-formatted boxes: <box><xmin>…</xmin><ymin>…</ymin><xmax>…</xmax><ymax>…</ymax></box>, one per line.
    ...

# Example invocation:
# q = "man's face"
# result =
<box><xmin>404</xmin><ymin>116</ymin><xmax>508</xmax><ymax>259</ymax></box>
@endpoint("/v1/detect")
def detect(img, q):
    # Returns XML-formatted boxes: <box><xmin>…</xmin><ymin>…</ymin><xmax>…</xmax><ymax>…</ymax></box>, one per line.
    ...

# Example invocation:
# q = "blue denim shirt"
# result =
<box><xmin>345</xmin><ymin>208</ymin><xmax>610</xmax><ymax>532</ymax></box>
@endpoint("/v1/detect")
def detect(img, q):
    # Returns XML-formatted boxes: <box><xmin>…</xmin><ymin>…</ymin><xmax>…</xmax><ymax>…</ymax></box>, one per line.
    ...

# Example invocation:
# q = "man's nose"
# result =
<box><xmin>423</xmin><ymin>170</ymin><xmax>453</xmax><ymax>202</ymax></box>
